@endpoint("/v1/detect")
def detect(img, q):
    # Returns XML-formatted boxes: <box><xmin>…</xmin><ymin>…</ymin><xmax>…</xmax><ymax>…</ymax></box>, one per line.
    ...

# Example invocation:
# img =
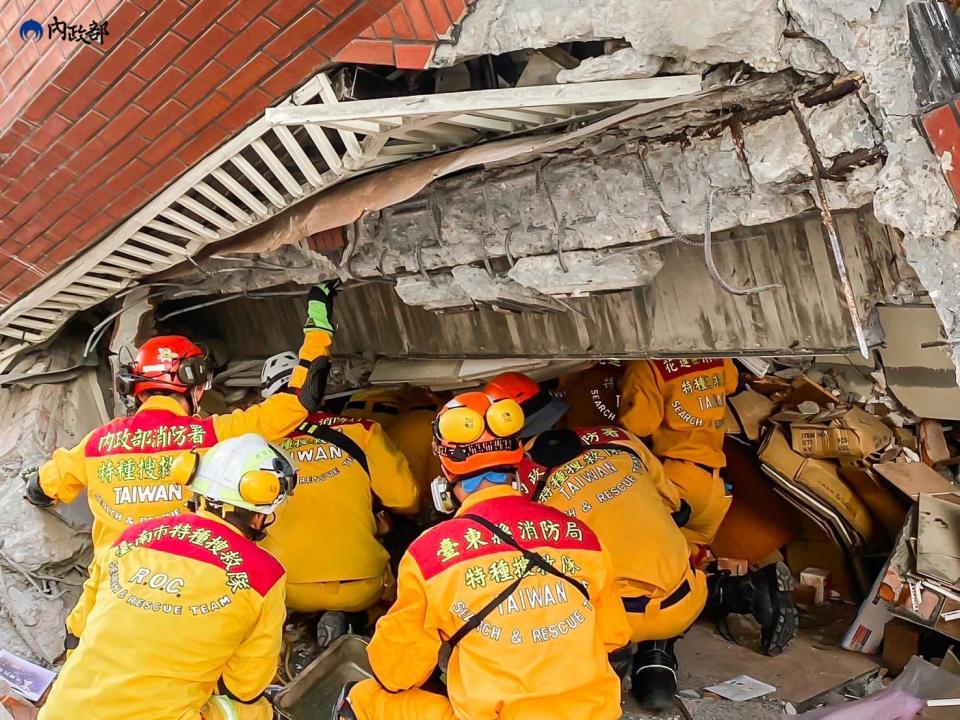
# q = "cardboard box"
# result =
<box><xmin>875</xmin><ymin>461</ymin><xmax>958</xmax><ymax>502</ymax></box>
<box><xmin>790</xmin><ymin>405</ymin><xmax>895</xmax><ymax>460</ymax></box>
<box><xmin>760</xmin><ymin>428</ymin><xmax>875</xmax><ymax>541</ymax></box>
<box><xmin>800</xmin><ymin>567</ymin><xmax>831</xmax><ymax>605</ymax></box>
<box><xmin>917</xmin><ymin>493</ymin><xmax>960</xmax><ymax>587</ymax></box>
<box><xmin>839</xmin><ymin>465</ymin><xmax>910</xmax><ymax>539</ymax></box>
<box><xmin>729</xmin><ymin>388</ymin><xmax>774</xmax><ymax>441</ymax></box>
<box><xmin>883</xmin><ymin>618</ymin><xmax>923</xmax><ymax>675</ymax></box>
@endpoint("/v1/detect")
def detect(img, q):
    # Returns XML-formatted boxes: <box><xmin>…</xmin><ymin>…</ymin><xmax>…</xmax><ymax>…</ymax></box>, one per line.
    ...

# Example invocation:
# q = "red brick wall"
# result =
<box><xmin>0</xmin><ymin>0</ymin><xmax>398</xmax><ymax>307</ymax></box>
<box><xmin>335</xmin><ymin>0</ymin><xmax>473</xmax><ymax>69</ymax></box>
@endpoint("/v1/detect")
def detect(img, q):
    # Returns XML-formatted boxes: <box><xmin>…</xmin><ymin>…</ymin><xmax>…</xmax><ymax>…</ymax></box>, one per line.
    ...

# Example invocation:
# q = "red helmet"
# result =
<box><xmin>484</xmin><ymin>372</ymin><xmax>570</xmax><ymax>439</ymax></box>
<box><xmin>123</xmin><ymin>336</ymin><xmax>210</xmax><ymax>399</ymax></box>
<box><xmin>433</xmin><ymin>391</ymin><xmax>525</xmax><ymax>480</ymax></box>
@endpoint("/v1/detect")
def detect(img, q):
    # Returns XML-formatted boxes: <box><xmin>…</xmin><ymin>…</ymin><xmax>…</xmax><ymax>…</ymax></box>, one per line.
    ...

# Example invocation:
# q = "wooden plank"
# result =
<box><xmin>100</xmin><ymin>254</ymin><xmax>156</xmax><ymax>274</ymax></box>
<box><xmin>7</xmin><ymin>316</ymin><xmax>55</xmax><ymax>331</ymax></box>
<box><xmin>445</xmin><ymin>113</ymin><xmax>516</xmax><ymax>133</ymax></box>
<box><xmin>114</xmin><ymin>243</ymin><xmax>170</xmax><ymax>264</ymax></box>
<box><xmin>176</xmin><ymin>195</ymin><xmax>237</xmax><ymax>232</ymax></box>
<box><xmin>230</xmin><ymin>155</ymin><xmax>286</xmax><ymax>208</ymax></box>
<box><xmin>251</xmin><ymin>138</ymin><xmax>304</xmax><ymax>198</ymax></box>
<box><xmin>72</xmin><ymin>272</ymin><xmax>129</xmax><ymax>289</ymax></box>
<box><xmin>266</xmin><ymin>76</ymin><xmax>702</xmax><ymax>126</ymax></box>
<box><xmin>273</xmin><ymin>126</ymin><xmax>324</xmax><ymax>187</ymax></box>
<box><xmin>144</xmin><ymin>220</ymin><xmax>203</xmax><ymax>242</ymax></box>
<box><xmin>210</xmin><ymin>168</ymin><xmax>270</xmax><ymax>217</ymax></box>
<box><xmin>193</xmin><ymin>181</ymin><xmax>251</xmax><ymax>223</ymax></box>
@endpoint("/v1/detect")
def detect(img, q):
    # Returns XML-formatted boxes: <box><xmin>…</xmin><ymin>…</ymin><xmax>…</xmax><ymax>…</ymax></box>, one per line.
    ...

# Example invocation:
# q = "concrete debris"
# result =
<box><xmin>802</xmin><ymin>93</ymin><xmax>881</xmax><ymax>159</ymax></box>
<box><xmin>874</xmin><ymin>129</ymin><xmax>959</xmax><ymax>240</ymax></box>
<box><xmin>742</xmin><ymin>114</ymin><xmax>814</xmax><ymax>184</ymax></box>
<box><xmin>505</xmin><ymin>248</ymin><xmax>664</xmax><ymax>296</ymax></box>
<box><xmin>394</xmin><ymin>273</ymin><xmax>474</xmax><ymax>311</ymax></box>
<box><xmin>556</xmin><ymin>48</ymin><xmax>664</xmax><ymax>83</ymax></box>
<box><xmin>449</xmin><ymin>266</ymin><xmax>569</xmax><ymax>311</ymax></box>
<box><xmin>348</xmin><ymin>91</ymin><xmax>880</xmax><ymax>290</ymax></box>
<box><xmin>432</xmin><ymin>0</ymin><xmax>788</xmax><ymax>72</ymax></box>
<box><xmin>780</xmin><ymin>36</ymin><xmax>841</xmax><ymax>77</ymax></box>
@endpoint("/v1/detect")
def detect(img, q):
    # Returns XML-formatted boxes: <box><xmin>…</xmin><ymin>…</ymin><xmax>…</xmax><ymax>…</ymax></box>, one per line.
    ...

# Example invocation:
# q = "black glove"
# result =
<box><xmin>298</xmin><ymin>358</ymin><xmax>331</xmax><ymax>413</ymax></box>
<box><xmin>671</xmin><ymin>499</ymin><xmax>692</xmax><ymax>528</ymax></box>
<box><xmin>23</xmin><ymin>468</ymin><xmax>54</xmax><ymax>507</ymax></box>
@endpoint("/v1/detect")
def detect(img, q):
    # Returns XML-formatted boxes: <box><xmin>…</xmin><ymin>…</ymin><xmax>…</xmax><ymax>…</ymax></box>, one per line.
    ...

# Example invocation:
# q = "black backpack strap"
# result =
<box><xmin>295</xmin><ymin>420</ymin><xmax>370</xmax><ymax>476</ymax></box>
<box><xmin>447</xmin><ymin>513</ymin><xmax>590</xmax><ymax>649</ymax></box>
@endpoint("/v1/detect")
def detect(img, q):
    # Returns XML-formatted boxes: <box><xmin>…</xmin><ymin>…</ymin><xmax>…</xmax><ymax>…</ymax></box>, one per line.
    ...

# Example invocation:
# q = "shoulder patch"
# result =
<box><xmin>408</xmin><ymin>496</ymin><xmax>601</xmax><ymax>581</ymax></box>
<box><xmin>653</xmin><ymin>358</ymin><xmax>724</xmax><ymax>382</ymax></box>
<box><xmin>113</xmin><ymin>514</ymin><xmax>284</xmax><ymax>596</ymax></box>
<box><xmin>86</xmin><ymin>413</ymin><xmax>217</xmax><ymax>457</ymax></box>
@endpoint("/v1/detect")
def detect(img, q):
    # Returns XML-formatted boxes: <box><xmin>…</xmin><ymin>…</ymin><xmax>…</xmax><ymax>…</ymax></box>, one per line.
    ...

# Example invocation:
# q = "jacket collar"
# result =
<box><xmin>137</xmin><ymin>395</ymin><xmax>190</xmax><ymax>417</ymax></box>
<box><xmin>455</xmin><ymin>485</ymin><xmax>520</xmax><ymax>516</ymax></box>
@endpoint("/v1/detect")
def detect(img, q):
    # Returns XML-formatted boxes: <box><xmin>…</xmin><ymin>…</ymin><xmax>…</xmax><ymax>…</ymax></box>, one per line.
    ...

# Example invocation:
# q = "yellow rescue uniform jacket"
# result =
<box><xmin>619</xmin><ymin>358</ymin><xmax>738</xmax><ymax>469</ymax></box>
<box><xmin>37</xmin><ymin>334</ymin><xmax>331</xmax><ymax>552</ymax></box>
<box><xmin>519</xmin><ymin>426</ymin><xmax>689</xmax><ymax>599</ymax></box>
<box><xmin>262</xmin><ymin>412</ymin><xmax>420</xmax><ymax>586</ymax></box>
<box><xmin>386</xmin><ymin>408</ymin><xmax>442</xmax><ymax>494</ymax></box>
<box><xmin>366</xmin><ymin>485</ymin><xmax>631</xmax><ymax>720</ymax></box>
<box><xmin>39</xmin><ymin>511</ymin><xmax>286</xmax><ymax>720</ymax></box>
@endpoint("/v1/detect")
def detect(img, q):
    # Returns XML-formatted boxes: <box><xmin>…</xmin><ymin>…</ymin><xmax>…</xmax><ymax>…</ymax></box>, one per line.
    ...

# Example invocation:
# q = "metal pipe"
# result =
<box><xmin>791</xmin><ymin>99</ymin><xmax>870</xmax><ymax>358</ymax></box>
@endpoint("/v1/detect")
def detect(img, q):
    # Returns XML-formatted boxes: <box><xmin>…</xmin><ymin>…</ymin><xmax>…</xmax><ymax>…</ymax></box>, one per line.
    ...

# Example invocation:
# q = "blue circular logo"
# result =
<box><xmin>19</xmin><ymin>20</ymin><xmax>43</xmax><ymax>41</ymax></box>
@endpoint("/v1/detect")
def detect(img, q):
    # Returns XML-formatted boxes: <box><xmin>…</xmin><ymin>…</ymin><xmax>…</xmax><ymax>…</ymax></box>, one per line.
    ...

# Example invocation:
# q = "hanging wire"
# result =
<box><xmin>703</xmin><ymin>187</ymin><xmax>781</xmax><ymax>296</ymax></box>
<box><xmin>536</xmin><ymin>159</ymin><xmax>569</xmax><ymax>273</ymax></box>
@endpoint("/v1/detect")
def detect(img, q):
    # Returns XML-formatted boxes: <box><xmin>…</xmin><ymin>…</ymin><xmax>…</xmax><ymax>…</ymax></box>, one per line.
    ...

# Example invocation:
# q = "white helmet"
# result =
<box><xmin>260</xmin><ymin>352</ymin><xmax>298</xmax><ymax>398</ymax></box>
<box><xmin>188</xmin><ymin>434</ymin><xmax>296</xmax><ymax>516</ymax></box>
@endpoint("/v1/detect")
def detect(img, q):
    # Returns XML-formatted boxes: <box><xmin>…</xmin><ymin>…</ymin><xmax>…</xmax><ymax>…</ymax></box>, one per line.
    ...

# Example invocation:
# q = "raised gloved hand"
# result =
<box><xmin>22</xmin><ymin>467</ymin><xmax>53</xmax><ymax>507</ymax></box>
<box><xmin>304</xmin><ymin>280</ymin><xmax>341</xmax><ymax>336</ymax></box>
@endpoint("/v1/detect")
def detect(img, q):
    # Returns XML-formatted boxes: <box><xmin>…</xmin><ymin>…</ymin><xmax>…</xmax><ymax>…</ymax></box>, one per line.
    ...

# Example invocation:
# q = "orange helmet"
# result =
<box><xmin>119</xmin><ymin>336</ymin><xmax>210</xmax><ymax>399</ymax></box>
<box><xmin>433</xmin><ymin>391</ymin><xmax>525</xmax><ymax>479</ymax></box>
<box><xmin>484</xmin><ymin>372</ymin><xmax>570</xmax><ymax>439</ymax></box>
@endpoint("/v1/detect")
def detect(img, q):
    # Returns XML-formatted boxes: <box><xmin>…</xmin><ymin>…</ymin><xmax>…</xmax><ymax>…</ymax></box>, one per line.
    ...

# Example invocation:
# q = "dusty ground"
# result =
<box><xmin>621</xmin><ymin>607</ymin><xmax>878</xmax><ymax>718</ymax></box>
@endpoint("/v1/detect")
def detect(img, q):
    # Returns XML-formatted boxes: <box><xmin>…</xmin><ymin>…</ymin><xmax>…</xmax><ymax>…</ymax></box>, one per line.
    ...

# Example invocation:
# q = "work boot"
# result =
<box><xmin>707</xmin><ymin>561</ymin><xmax>798</xmax><ymax>656</ymax></box>
<box><xmin>630</xmin><ymin>639</ymin><xmax>678</xmax><ymax>711</ymax></box>
<box><xmin>316</xmin><ymin>611</ymin><xmax>349</xmax><ymax>651</ymax></box>
<box><xmin>332</xmin><ymin>681</ymin><xmax>358</xmax><ymax>720</ymax></box>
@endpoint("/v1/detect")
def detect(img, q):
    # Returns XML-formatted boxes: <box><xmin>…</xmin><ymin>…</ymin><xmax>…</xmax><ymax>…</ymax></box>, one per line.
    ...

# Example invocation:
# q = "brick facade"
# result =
<box><xmin>0</xmin><ymin>0</ymin><xmax>401</xmax><ymax>307</ymax></box>
<box><xmin>335</xmin><ymin>0</ymin><xmax>474</xmax><ymax>69</ymax></box>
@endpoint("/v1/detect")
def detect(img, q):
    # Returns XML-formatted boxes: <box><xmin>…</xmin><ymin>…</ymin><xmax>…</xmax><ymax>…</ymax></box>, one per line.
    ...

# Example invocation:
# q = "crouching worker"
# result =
<box><xmin>485</xmin><ymin>372</ymin><xmax>707</xmax><ymax>709</ymax></box>
<box><xmin>335</xmin><ymin>391</ymin><xmax>631</xmax><ymax>720</ymax></box>
<box><xmin>258</xmin><ymin>353</ymin><xmax>420</xmax><ymax>644</ymax></box>
<box><xmin>39</xmin><ymin>434</ymin><xmax>296</xmax><ymax>720</ymax></box>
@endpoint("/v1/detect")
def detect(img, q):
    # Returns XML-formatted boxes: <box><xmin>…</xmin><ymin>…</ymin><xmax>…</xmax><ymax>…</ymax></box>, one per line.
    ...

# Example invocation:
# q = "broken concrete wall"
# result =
<box><xmin>0</xmin><ymin>339</ymin><xmax>99</xmax><ymax>663</ymax></box>
<box><xmin>434</xmin><ymin>0</ymin><xmax>960</xmax><ymax>378</ymax></box>
<box><xmin>348</xmin><ymin>89</ymin><xmax>884</xmax><ymax>312</ymax></box>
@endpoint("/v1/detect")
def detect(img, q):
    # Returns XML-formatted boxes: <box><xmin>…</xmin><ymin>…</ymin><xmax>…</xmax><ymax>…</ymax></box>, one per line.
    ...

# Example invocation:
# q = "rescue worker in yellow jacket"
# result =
<box><xmin>39</xmin><ymin>433</ymin><xmax>297</xmax><ymax>720</ymax></box>
<box><xmin>24</xmin><ymin>281</ymin><xmax>338</xmax><ymax>646</ymax></box>
<box><xmin>485</xmin><ymin>372</ymin><xmax>706</xmax><ymax>709</ymax></box>
<box><xmin>618</xmin><ymin>359</ymin><xmax>797</xmax><ymax>656</ymax></box>
<box><xmin>257</xmin><ymin>352</ymin><xmax>420</xmax><ymax>639</ymax></box>
<box><xmin>335</xmin><ymin>391</ymin><xmax>631</xmax><ymax>720</ymax></box>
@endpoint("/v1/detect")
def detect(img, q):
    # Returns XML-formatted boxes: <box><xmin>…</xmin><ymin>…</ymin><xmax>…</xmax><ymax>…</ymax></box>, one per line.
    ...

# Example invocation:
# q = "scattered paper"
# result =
<box><xmin>705</xmin><ymin>675</ymin><xmax>777</xmax><ymax>701</ymax></box>
<box><xmin>0</xmin><ymin>651</ymin><xmax>54</xmax><ymax>702</ymax></box>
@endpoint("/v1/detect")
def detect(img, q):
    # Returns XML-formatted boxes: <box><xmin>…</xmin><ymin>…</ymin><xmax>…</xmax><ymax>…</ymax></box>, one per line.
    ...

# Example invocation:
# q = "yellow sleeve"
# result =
<box><xmin>724</xmin><ymin>358</ymin><xmax>739</xmax><ymax>395</ymax></box>
<box><xmin>38</xmin><ymin>431</ymin><xmax>94</xmax><ymax>504</ymax></box>
<box><xmin>212</xmin><ymin>392</ymin><xmax>309</xmax><ymax>443</ymax></box>
<box><xmin>219</xmin><ymin>579</ymin><xmax>286</xmax><ymax>702</ymax></box>
<box><xmin>65</xmin><ymin>552</ymin><xmax>103</xmax><ymax>643</ymax></box>
<box><xmin>618</xmin><ymin>361</ymin><xmax>664</xmax><ymax>438</ymax></box>
<box><xmin>593</xmin><ymin>543</ymin><xmax>632</xmax><ymax>653</ymax></box>
<box><xmin>366</xmin><ymin>424</ymin><xmax>421</xmax><ymax>515</ymax></box>
<box><xmin>212</xmin><ymin>330</ymin><xmax>333</xmax><ymax>442</ymax></box>
<box><xmin>367</xmin><ymin>552</ymin><xmax>441</xmax><ymax>691</ymax></box>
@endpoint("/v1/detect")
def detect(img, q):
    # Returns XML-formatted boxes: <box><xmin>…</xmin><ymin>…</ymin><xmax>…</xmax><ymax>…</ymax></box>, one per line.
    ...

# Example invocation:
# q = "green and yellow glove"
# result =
<box><xmin>305</xmin><ymin>279</ymin><xmax>340</xmax><ymax>336</ymax></box>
